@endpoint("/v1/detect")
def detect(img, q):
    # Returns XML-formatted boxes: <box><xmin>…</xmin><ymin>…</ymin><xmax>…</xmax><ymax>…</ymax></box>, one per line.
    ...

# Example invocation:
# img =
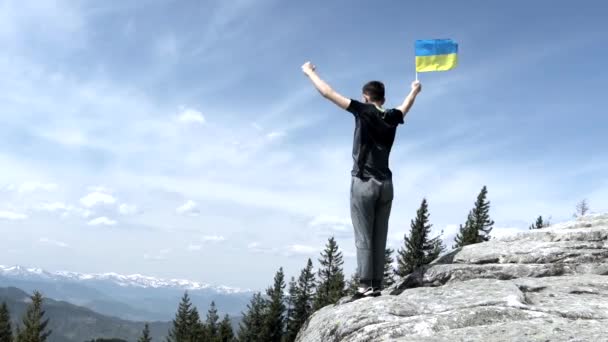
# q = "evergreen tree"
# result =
<box><xmin>285</xmin><ymin>259</ymin><xmax>315</xmax><ymax>342</ymax></box>
<box><xmin>453</xmin><ymin>212</ymin><xmax>475</xmax><ymax>249</ymax></box>
<box><xmin>167</xmin><ymin>292</ymin><xmax>203</xmax><ymax>342</ymax></box>
<box><xmin>137</xmin><ymin>323</ymin><xmax>152</xmax><ymax>342</ymax></box>
<box><xmin>426</xmin><ymin>230</ymin><xmax>446</xmax><ymax>263</ymax></box>
<box><xmin>453</xmin><ymin>186</ymin><xmax>494</xmax><ymax>248</ymax></box>
<box><xmin>0</xmin><ymin>302</ymin><xmax>12</xmax><ymax>342</ymax></box>
<box><xmin>205</xmin><ymin>301</ymin><xmax>220</xmax><ymax>341</ymax></box>
<box><xmin>345</xmin><ymin>274</ymin><xmax>360</xmax><ymax>296</ymax></box>
<box><xmin>574</xmin><ymin>199</ymin><xmax>589</xmax><ymax>217</ymax></box>
<box><xmin>284</xmin><ymin>277</ymin><xmax>297</xmax><ymax>342</ymax></box>
<box><xmin>15</xmin><ymin>291</ymin><xmax>51</xmax><ymax>342</ymax></box>
<box><xmin>237</xmin><ymin>292</ymin><xmax>267</xmax><ymax>342</ymax></box>
<box><xmin>529</xmin><ymin>216</ymin><xmax>550</xmax><ymax>230</ymax></box>
<box><xmin>313</xmin><ymin>237</ymin><xmax>346</xmax><ymax>310</ymax></box>
<box><xmin>218</xmin><ymin>315</ymin><xmax>234</xmax><ymax>342</ymax></box>
<box><xmin>191</xmin><ymin>307</ymin><xmax>207</xmax><ymax>341</ymax></box>
<box><xmin>396</xmin><ymin>199</ymin><xmax>442</xmax><ymax>277</ymax></box>
<box><xmin>383</xmin><ymin>248</ymin><xmax>395</xmax><ymax>288</ymax></box>
<box><xmin>260</xmin><ymin>268</ymin><xmax>286</xmax><ymax>342</ymax></box>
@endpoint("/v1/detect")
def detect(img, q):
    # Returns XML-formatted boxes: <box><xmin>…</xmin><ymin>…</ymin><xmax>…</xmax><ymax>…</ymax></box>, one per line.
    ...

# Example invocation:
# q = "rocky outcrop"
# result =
<box><xmin>296</xmin><ymin>214</ymin><xmax>608</xmax><ymax>341</ymax></box>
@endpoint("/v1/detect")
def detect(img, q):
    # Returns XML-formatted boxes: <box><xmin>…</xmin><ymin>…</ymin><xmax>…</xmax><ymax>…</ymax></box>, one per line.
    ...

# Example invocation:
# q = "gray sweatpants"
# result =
<box><xmin>350</xmin><ymin>176</ymin><xmax>393</xmax><ymax>289</ymax></box>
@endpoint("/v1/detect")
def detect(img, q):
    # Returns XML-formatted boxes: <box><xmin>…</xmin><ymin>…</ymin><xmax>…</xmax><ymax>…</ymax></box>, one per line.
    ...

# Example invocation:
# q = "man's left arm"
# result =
<box><xmin>396</xmin><ymin>81</ymin><xmax>422</xmax><ymax>119</ymax></box>
<box><xmin>302</xmin><ymin>61</ymin><xmax>351</xmax><ymax>110</ymax></box>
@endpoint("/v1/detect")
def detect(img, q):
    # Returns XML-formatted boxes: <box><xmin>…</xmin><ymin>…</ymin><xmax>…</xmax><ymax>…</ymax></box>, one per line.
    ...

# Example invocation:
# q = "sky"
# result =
<box><xmin>0</xmin><ymin>0</ymin><xmax>607</xmax><ymax>290</ymax></box>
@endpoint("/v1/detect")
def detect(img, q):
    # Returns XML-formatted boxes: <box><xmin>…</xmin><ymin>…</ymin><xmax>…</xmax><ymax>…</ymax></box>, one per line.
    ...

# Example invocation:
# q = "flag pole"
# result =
<box><xmin>415</xmin><ymin>71</ymin><xmax>418</xmax><ymax>82</ymax></box>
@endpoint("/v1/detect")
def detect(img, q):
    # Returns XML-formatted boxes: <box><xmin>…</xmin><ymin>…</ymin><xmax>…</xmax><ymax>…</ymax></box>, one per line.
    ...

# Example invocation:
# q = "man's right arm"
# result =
<box><xmin>302</xmin><ymin>61</ymin><xmax>351</xmax><ymax>110</ymax></box>
<box><xmin>396</xmin><ymin>81</ymin><xmax>422</xmax><ymax>118</ymax></box>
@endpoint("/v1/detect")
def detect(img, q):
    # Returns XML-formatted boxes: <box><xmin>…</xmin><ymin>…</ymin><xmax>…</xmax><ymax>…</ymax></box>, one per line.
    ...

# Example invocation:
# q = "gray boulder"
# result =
<box><xmin>296</xmin><ymin>214</ymin><xmax>608</xmax><ymax>342</ymax></box>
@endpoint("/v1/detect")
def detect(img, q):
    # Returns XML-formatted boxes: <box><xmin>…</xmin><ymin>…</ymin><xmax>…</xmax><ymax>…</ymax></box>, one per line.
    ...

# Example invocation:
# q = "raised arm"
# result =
<box><xmin>302</xmin><ymin>61</ymin><xmax>351</xmax><ymax>110</ymax></box>
<box><xmin>396</xmin><ymin>81</ymin><xmax>422</xmax><ymax>118</ymax></box>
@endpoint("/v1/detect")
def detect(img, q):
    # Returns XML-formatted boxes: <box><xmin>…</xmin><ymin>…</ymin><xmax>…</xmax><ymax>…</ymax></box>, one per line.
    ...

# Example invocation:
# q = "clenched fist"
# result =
<box><xmin>301</xmin><ymin>61</ymin><xmax>316</xmax><ymax>76</ymax></box>
<box><xmin>411</xmin><ymin>80</ymin><xmax>422</xmax><ymax>94</ymax></box>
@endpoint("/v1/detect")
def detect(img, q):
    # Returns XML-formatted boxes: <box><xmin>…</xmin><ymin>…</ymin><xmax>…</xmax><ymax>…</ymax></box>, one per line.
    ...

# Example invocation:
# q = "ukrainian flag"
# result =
<box><xmin>415</xmin><ymin>39</ymin><xmax>458</xmax><ymax>72</ymax></box>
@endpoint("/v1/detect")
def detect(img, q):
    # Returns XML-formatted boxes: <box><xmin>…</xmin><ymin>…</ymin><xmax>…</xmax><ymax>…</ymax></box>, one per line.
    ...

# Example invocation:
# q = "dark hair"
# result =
<box><xmin>362</xmin><ymin>81</ymin><xmax>385</xmax><ymax>102</ymax></box>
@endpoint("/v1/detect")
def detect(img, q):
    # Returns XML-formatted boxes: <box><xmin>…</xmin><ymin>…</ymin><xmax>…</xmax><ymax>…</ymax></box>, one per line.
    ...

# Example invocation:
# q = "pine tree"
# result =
<box><xmin>237</xmin><ymin>292</ymin><xmax>267</xmax><ymax>342</ymax></box>
<box><xmin>453</xmin><ymin>186</ymin><xmax>494</xmax><ymax>248</ymax></box>
<box><xmin>529</xmin><ymin>216</ymin><xmax>550</xmax><ymax>230</ymax></box>
<box><xmin>137</xmin><ymin>323</ymin><xmax>152</xmax><ymax>342</ymax></box>
<box><xmin>284</xmin><ymin>277</ymin><xmax>297</xmax><ymax>342</ymax></box>
<box><xmin>313</xmin><ymin>237</ymin><xmax>346</xmax><ymax>310</ymax></box>
<box><xmin>574</xmin><ymin>199</ymin><xmax>589</xmax><ymax>217</ymax></box>
<box><xmin>285</xmin><ymin>259</ymin><xmax>316</xmax><ymax>342</ymax></box>
<box><xmin>426</xmin><ymin>230</ymin><xmax>446</xmax><ymax>264</ymax></box>
<box><xmin>205</xmin><ymin>301</ymin><xmax>220</xmax><ymax>341</ymax></box>
<box><xmin>260</xmin><ymin>268</ymin><xmax>286</xmax><ymax>342</ymax></box>
<box><xmin>345</xmin><ymin>274</ymin><xmax>360</xmax><ymax>296</ymax></box>
<box><xmin>167</xmin><ymin>292</ymin><xmax>203</xmax><ymax>342</ymax></box>
<box><xmin>218</xmin><ymin>315</ymin><xmax>234</xmax><ymax>342</ymax></box>
<box><xmin>383</xmin><ymin>248</ymin><xmax>395</xmax><ymax>288</ymax></box>
<box><xmin>0</xmin><ymin>302</ymin><xmax>12</xmax><ymax>342</ymax></box>
<box><xmin>396</xmin><ymin>199</ymin><xmax>442</xmax><ymax>277</ymax></box>
<box><xmin>15</xmin><ymin>291</ymin><xmax>51</xmax><ymax>342</ymax></box>
<box><xmin>453</xmin><ymin>212</ymin><xmax>475</xmax><ymax>248</ymax></box>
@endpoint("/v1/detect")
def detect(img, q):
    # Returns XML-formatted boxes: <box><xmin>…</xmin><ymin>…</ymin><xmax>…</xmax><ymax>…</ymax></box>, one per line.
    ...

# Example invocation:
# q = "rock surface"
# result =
<box><xmin>296</xmin><ymin>214</ymin><xmax>608</xmax><ymax>342</ymax></box>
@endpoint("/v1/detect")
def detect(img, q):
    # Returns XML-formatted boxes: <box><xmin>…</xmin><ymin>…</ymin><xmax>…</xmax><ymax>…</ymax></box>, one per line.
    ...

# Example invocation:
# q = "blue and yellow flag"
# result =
<box><xmin>415</xmin><ymin>39</ymin><xmax>458</xmax><ymax>72</ymax></box>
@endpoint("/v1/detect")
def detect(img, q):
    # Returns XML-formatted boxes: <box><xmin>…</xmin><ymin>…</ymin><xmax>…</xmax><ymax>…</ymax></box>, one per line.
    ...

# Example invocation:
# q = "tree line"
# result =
<box><xmin>0</xmin><ymin>291</ymin><xmax>51</xmax><ymax>342</ymax></box>
<box><xmin>0</xmin><ymin>187</ymin><xmax>588</xmax><ymax>342</ymax></box>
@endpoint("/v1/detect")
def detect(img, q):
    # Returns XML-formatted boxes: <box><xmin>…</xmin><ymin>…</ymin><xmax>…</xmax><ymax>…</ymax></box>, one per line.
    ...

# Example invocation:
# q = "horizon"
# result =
<box><xmin>1</xmin><ymin>0</ymin><xmax>607</xmax><ymax>291</ymax></box>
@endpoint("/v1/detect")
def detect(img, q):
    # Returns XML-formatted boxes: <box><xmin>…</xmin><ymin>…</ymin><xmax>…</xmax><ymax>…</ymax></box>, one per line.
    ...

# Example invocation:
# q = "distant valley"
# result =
<box><xmin>0</xmin><ymin>265</ymin><xmax>252</xmax><ymax>322</ymax></box>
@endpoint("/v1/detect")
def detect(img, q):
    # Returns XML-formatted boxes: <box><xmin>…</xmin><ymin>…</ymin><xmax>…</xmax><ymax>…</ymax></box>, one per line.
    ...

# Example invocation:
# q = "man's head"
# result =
<box><xmin>362</xmin><ymin>81</ymin><xmax>385</xmax><ymax>105</ymax></box>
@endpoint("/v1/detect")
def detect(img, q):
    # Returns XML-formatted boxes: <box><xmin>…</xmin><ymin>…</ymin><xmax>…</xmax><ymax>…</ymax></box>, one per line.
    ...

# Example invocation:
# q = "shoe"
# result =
<box><xmin>370</xmin><ymin>288</ymin><xmax>382</xmax><ymax>297</ymax></box>
<box><xmin>353</xmin><ymin>287</ymin><xmax>381</xmax><ymax>299</ymax></box>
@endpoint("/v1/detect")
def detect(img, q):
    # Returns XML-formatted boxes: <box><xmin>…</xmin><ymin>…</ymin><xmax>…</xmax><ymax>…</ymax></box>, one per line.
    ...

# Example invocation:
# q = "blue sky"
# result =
<box><xmin>0</xmin><ymin>0</ymin><xmax>607</xmax><ymax>290</ymax></box>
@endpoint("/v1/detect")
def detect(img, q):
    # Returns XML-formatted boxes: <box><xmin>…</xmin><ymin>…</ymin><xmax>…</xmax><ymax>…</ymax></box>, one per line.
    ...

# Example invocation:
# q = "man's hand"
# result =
<box><xmin>302</xmin><ymin>61</ymin><xmax>316</xmax><ymax>76</ymax></box>
<box><xmin>396</xmin><ymin>80</ymin><xmax>422</xmax><ymax>117</ymax></box>
<box><xmin>411</xmin><ymin>80</ymin><xmax>422</xmax><ymax>94</ymax></box>
<box><xmin>302</xmin><ymin>61</ymin><xmax>350</xmax><ymax>110</ymax></box>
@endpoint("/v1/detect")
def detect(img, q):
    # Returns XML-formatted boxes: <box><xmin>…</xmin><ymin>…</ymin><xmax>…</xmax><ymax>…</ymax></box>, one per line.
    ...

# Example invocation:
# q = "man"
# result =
<box><xmin>302</xmin><ymin>61</ymin><xmax>422</xmax><ymax>299</ymax></box>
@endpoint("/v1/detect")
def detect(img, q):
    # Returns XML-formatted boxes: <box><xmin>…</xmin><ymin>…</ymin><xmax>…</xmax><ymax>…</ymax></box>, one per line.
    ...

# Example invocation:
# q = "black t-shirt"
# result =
<box><xmin>346</xmin><ymin>100</ymin><xmax>404</xmax><ymax>180</ymax></box>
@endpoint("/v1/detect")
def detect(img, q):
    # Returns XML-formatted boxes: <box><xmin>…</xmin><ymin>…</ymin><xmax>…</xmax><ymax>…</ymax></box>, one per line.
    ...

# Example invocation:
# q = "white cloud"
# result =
<box><xmin>88</xmin><ymin>217</ymin><xmax>117</xmax><ymax>226</ymax></box>
<box><xmin>80</xmin><ymin>209</ymin><xmax>94</xmax><ymax>219</ymax></box>
<box><xmin>247</xmin><ymin>242</ymin><xmax>277</xmax><ymax>254</ymax></box>
<box><xmin>118</xmin><ymin>203</ymin><xmax>138</xmax><ymax>215</ymax></box>
<box><xmin>310</xmin><ymin>215</ymin><xmax>351</xmax><ymax>227</ymax></box>
<box><xmin>176</xmin><ymin>200</ymin><xmax>200</xmax><ymax>216</ymax></box>
<box><xmin>0</xmin><ymin>211</ymin><xmax>27</xmax><ymax>220</ymax></box>
<box><xmin>187</xmin><ymin>244</ymin><xmax>202</xmax><ymax>251</ymax></box>
<box><xmin>177</xmin><ymin>107</ymin><xmax>205</xmax><ymax>125</ymax></box>
<box><xmin>266</xmin><ymin>131</ymin><xmax>286</xmax><ymax>140</ymax></box>
<box><xmin>38</xmin><ymin>130</ymin><xmax>88</xmax><ymax>147</ymax></box>
<box><xmin>16</xmin><ymin>182</ymin><xmax>58</xmax><ymax>193</ymax></box>
<box><xmin>80</xmin><ymin>191</ymin><xmax>117</xmax><ymax>208</ymax></box>
<box><xmin>309</xmin><ymin>214</ymin><xmax>352</xmax><ymax>237</ymax></box>
<box><xmin>39</xmin><ymin>237</ymin><xmax>69</xmax><ymax>248</ymax></box>
<box><xmin>201</xmin><ymin>235</ymin><xmax>225</xmax><ymax>242</ymax></box>
<box><xmin>35</xmin><ymin>202</ymin><xmax>92</xmax><ymax>219</ymax></box>
<box><xmin>286</xmin><ymin>244</ymin><xmax>318</xmax><ymax>255</ymax></box>
<box><xmin>144</xmin><ymin>248</ymin><xmax>171</xmax><ymax>260</ymax></box>
<box><xmin>37</xmin><ymin>202</ymin><xmax>69</xmax><ymax>212</ymax></box>
<box><xmin>87</xmin><ymin>185</ymin><xmax>113</xmax><ymax>193</ymax></box>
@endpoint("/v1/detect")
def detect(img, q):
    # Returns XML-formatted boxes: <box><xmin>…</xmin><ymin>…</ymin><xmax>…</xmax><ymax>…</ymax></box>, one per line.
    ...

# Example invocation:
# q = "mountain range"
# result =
<box><xmin>0</xmin><ymin>286</ymin><xmax>171</xmax><ymax>342</ymax></box>
<box><xmin>0</xmin><ymin>265</ymin><xmax>253</xmax><ymax>322</ymax></box>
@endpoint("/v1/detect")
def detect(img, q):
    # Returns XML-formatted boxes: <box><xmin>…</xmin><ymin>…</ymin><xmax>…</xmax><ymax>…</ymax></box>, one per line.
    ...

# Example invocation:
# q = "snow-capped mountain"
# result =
<box><xmin>0</xmin><ymin>264</ymin><xmax>249</xmax><ymax>294</ymax></box>
<box><xmin>0</xmin><ymin>264</ymin><xmax>253</xmax><ymax>321</ymax></box>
